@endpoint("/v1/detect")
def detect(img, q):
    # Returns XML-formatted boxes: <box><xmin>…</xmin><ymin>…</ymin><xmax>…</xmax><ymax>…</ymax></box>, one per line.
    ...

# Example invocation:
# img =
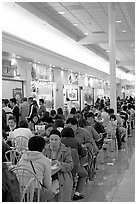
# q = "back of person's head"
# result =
<box><xmin>2</xmin><ymin>99</ymin><xmax>6</xmax><ymax>105</ymax></box>
<box><xmin>53</xmin><ymin>119</ymin><xmax>64</xmax><ymax>129</ymax></box>
<box><xmin>28</xmin><ymin>136</ymin><xmax>45</xmax><ymax>152</ymax></box>
<box><xmin>86</xmin><ymin>112</ymin><xmax>95</xmax><ymax>119</ymax></box>
<box><xmin>122</xmin><ymin>105</ymin><xmax>127</xmax><ymax>111</ymax></box>
<box><xmin>70</xmin><ymin>107</ymin><xmax>76</xmax><ymax>115</ymax></box>
<box><xmin>50</xmin><ymin>109</ymin><xmax>56</xmax><ymax>116</ymax></box>
<box><xmin>39</xmin><ymin>98</ymin><xmax>44</xmax><ymax>104</ymax></box>
<box><xmin>127</xmin><ymin>103</ymin><xmax>132</xmax><ymax>109</ymax></box>
<box><xmin>61</xmin><ymin>127</ymin><xmax>74</xmax><ymax>138</ymax></box>
<box><xmin>19</xmin><ymin>119</ymin><xmax>28</xmax><ymax>128</ymax></box>
<box><xmin>4</xmin><ymin>99</ymin><xmax>10</xmax><ymax>106</ymax></box>
<box><xmin>57</xmin><ymin>108</ymin><xmax>63</xmax><ymax>115</ymax></box>
<box><xmin>108</xmin><ymin>108</ymin><xmax>114</xmax><ymax>115</ymax></box>
<box><xmin>66</xmin><ymin>117</ymin><xmax>78</xmax><ymax>125</ymax></box>
<box><xmin>10</xmin><ymin>98</ymin><xmax>17</xmax><ymax>104</ymax></box>
<box><xmin>110</xmin><ymin>114</ymin><xmax>116</xmax><ymax>121</ymax></box>
<box><xmin>78</xmin><ymin>118</ymin><xmax>87</xmax><ymax>128</ymax></box>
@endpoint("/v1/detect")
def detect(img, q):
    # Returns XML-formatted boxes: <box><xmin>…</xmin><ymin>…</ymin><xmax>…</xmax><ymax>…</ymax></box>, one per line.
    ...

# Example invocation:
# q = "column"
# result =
<box><xmin>108</xmin><ymin>3</ymin><xmax>117</xmax><ymax>113</ymax></box>
<box><xmin>117</xmin><ymin>83</ymin><xmax>122</xmax><ymax>98</ymax></box>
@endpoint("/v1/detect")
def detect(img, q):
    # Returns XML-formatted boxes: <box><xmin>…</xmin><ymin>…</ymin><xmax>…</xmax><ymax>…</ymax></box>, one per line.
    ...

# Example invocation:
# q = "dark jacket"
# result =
<box><xmin>12</xmin><ymin>105</ymin><xmax>19</xmax><ymax>126</ymax></box>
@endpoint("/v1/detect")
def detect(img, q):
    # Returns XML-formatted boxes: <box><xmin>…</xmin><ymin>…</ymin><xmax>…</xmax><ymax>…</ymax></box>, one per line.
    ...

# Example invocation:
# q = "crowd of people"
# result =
<box><xmin>2</xmin><ymin>95</ymin><xmax>135</xmax><ymax>202</ymax></box>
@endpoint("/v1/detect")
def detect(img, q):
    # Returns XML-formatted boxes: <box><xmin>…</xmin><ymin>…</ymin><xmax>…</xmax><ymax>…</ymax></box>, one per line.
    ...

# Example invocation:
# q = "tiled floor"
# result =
<box><xmin>73</xmin><ymin>129</ymin><xmax>135</xmax><ymax>202</ymax></box>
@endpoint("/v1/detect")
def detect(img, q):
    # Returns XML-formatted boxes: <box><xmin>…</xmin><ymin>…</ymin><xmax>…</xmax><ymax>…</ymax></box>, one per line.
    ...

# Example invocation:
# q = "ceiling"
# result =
<box><xmin>17</xmin><ymin>2</ymin><xmax>135</xmax><ymax>75</ymax></box>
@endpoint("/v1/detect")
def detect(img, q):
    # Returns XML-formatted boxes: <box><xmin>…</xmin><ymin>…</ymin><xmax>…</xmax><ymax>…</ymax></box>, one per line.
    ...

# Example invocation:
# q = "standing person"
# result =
<box><xmin>27</xmin><ymin>97</ymin><xmax>38</xmax><ymax>123</ymax></box>
<box><xmin>38</xmin><ymin>98</ymin><xmax>46</xmax><ymax>119</ymax></box>
<box><xmin>9</xmin><ymin>98</ymin><xmax>19</xmax><ymax>127</ymax></box>
<box><xmin>19</xmin><ymin>97</ymin><xmax>29</xmax><ymax>121</ymax></box>
<box><xmin>2</xmin><ymin>99</ymin><xmax>13</xmax><ymax>125</ymax></box>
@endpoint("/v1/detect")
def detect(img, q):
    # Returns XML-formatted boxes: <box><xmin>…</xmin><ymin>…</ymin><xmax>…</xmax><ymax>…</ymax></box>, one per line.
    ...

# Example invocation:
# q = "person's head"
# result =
<box><xmin>122</xmin><ymin>105</ymin><xmax>127</xmax><ymax>112</ymax></box>
<box><xmin>108</xmin><ymin>108</ymin><xmax>114</xmax><ymax>115</ymax></box>
<box><xmin>19</xmin><ymin>119</ymin><xmax>28</xmax><ymax>128</ymax></box>
<box><xmin>86</xmin><ymin>112</ymin><xmax>95</xmax><ymax>126</ymax></box>
<box><xmin>28</xmin><ymin>97</ymin><xmax>33</xmax><ymax>105</ymax></box>
<box><xmin>39</xmin><ymin>98</ymin><xmax>44</xmax><ymax>106</ymax></box>
<box><xmin>78</xmin><ymin>118</ymin><xmax>87</xmax><ymax>128</ymax></box>
<box><xmin>22</xmin><ymin>97</ymin><xmax>27</xmax><ymax>102</ymax></box>
<box><xmin>50</xmin><ymin>109</ymin><xmax>56</xmax><ymax>117</ymax></box>
<box><xmin>45</xmin><ymin>124</ymin><xmax>53</xmax><ymax>137</ymax></box>
<box><xmin>32</xmin><ymin>114</ymin><xmax>39</xmax><ymax>124</ymax></box>
<box><xmin>28</xmin><ymin>136</ymin><xmax>45</xmax><ymax>152</ymax></box>
<box><xmin>57</xmin><ymin>108</ymin><xmax>63</xmax><ymax>115</ymax></box>
<box><xmin>66</xmin><ymin>117</ymin><xmax>78</xmax><ymax>134</ymax></box>
<box><xmin>4</xmin><ymin>99</ymin><xmax>10</xmax><ymax>106</ymax></box>
<box><xmin>110</xmin><ymin>114</ymin><xmax>116</xmax><ymax>122</ymax></box>
<box><xmin>70</xmin><ymin>107</ymin><xmax>76</xmax><ymax>115</ymax></box>
<box><xmin>9</xmin><ymin>98</ymin><xmax>17</xmax><ymax>108</ymax></box>
<box><xmin>8</xmin><ymin>115</ymin><xmax>16</xmax><ymax>128</ymax></box>
<box><xmin>61</xmin><ymin>127</ymin><xmax>74</xmax><ymax>138</ymax></box>
<box><xmin>49</xmin><ymin>129</ymin><xmax>61</xmax><ymax>150</ymax></box>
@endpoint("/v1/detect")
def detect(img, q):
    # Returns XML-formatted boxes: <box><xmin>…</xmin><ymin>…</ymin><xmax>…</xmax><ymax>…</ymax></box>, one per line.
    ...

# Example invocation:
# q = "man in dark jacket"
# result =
<box><xmin>9</xmin><ymin>98</ymin><xmax>19</xmax><ymax>127</ymax></box>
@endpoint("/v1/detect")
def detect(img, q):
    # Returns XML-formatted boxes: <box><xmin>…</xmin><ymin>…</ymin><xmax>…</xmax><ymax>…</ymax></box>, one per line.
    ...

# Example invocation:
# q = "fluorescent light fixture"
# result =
<box><xmin>116</xmin><ymin>20</ymin><xmax>122</xmax><ymax>23</ymax></box>
<box><xmin>73</xmin><ymin>23</ymin><xmax>78</xmax><ymax>27</ymax></box>
<box><xmin>106</xmin><ymin>50</ymin><xmax>109</xmax><ymax>53</ymax></box>
<box><xmin>58</xmin><ymin>11</ymin><xmax>65</xmax><ymax>15</ymax></box>
<box><xmin>16</xmin><ymin>55</ymin><xmax>21</xmax><ymax>58</ymax></box>
<box><xmin>37</xmin><ymin>61</ymin><xmax>40</xmax><ymax>64</ymax></box>
<box><xmin>84</xmin><ymin>32</ymin><xmax>88</xmax><ymax>35</ymax></box>
<box><xmin>122</xmin><ymin>30</ymin><xmax>126</xmax><ymax>33</ymax></box>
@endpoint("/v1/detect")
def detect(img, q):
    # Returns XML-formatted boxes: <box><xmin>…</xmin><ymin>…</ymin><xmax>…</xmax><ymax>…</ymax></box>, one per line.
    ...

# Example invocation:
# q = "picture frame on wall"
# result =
<box><xmin>66</xmin><ymin>89</ymin><xmax>78</xmax><ymax>101</ymax></box>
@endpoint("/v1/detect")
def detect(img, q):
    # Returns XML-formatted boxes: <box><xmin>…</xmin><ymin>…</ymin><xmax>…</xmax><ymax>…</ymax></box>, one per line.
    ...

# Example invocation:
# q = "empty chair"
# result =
<box><xmin>5</xmin><ymin>149</ymin><xmax>22</xmax><ymax>165</ymax></box>
<box><xmin>13</xmin><ymin>136</ymin><xmax>29</xmax><ymax>153</ymax></box>
<box><xmin>12</xmin><ymin>166</ymin><xmax>40</xmax><ymax>202</ymax></box>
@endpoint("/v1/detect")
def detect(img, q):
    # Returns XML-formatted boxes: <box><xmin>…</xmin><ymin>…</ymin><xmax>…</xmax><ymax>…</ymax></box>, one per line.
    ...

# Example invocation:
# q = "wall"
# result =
<box><xmin>2</xmin><ymin>80</ymin><xmax>22</xmax><ymax>98</ymax></box>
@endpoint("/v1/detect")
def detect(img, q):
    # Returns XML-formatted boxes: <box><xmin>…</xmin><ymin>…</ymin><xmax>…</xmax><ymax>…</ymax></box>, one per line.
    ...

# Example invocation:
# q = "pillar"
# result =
<box><xmin>108</xmin><ymin>3</ymin><xmax>117</xmax><ymax>113</ymax></box>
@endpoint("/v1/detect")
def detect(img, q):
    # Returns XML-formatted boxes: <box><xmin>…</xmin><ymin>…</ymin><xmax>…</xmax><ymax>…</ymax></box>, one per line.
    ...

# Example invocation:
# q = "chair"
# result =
<box><xmin>13</xmin><ymin>136</ymin><xmax>29</xmax><ymax>153</ymax></box>
<box><xmin>12</xmin><ymin>166</ymin><xmax>41</xmax><ymax>202</ymax></box>
<box><xmin>5</xmin><ymin>149</ymin><xmax>22</xmax><ymax>165</ymax></box>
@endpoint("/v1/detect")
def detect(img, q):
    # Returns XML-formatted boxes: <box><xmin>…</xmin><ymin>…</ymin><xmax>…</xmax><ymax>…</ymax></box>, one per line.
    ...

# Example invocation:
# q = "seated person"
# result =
<box><xmin>17</xmin><ymin>136</ymin><xmax>54</xmax><ymax>201</ymax></box>
<box><xmin>61</xmin><ymin>127</ymin><xmax>88</xmax><ymax>201</ymax></box>
<box><xmin>43</xmin><ymin>129</ymin><xmax>73</xmax><ymax>202</ymax></box>
<box><xmin>53</xmin><ymin>119</ymin><xmax>64</xmax><ymax>132</ymax></box>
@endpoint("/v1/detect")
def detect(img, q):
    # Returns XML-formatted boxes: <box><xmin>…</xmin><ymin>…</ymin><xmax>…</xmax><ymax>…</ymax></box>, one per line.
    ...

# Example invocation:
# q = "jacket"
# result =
<box><xmin>18</xmin><ymin>151</ymin><xmax>52</xmax><ymax>189</ymax></box>
<box><xmin>43</xmin><ymin>143</ymin><xmax>73</xmax><ymax>202</ymax></box>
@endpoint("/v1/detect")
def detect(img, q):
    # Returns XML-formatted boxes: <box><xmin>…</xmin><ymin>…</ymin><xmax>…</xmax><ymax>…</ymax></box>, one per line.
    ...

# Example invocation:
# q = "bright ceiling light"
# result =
<box><xmin>58</xmin><ymin>11</ymin><xmax>65</xmax><ymax>15</ymax></box>
<box><xmin>16</xmin><ymin>55</ymin><xmax>21</xmax><ymax>58</ymax></box>
<box><xmin>73</xmin><ymin>23</ymin><xmax>78</xmax><ymax>27</ymax></box>
<box><xmin>105</xmin><ymin>50</ymin><xmax>109</xmax><ymax>53</ymax></box>
<box><xmin>122</xmin><ymin>30</ymin><xmax>126</xmax><ymax>33</ymax></box>
<box><xmin>84</xmin><ymin>32</ymin><xmax>88</xmax><ymax>35</ymax></box>
<box><xmin>116</xmin><ymin>20</ymin><xmax>122</xmax><ymax>23</ymax></box>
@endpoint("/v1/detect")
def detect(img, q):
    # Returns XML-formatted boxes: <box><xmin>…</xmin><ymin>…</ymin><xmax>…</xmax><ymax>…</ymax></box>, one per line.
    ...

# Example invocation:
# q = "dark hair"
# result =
<box><xmin>4</xmin><ymin>99</ymin><xmax>10</xmax><ymax>105</ymax></box>
<box><xmin>122</xmin><ymin>105</ymin><xmax>127</xmax><ymax>111</ymax></box>
<box><xmin>57</xmin><ymin>108</ymin><xmax>63</xmax><ymax>115</ymax></box>
<box><xmin>61</xmin><ymin>127</ymin><xmax>74</xmax><ymax>138</ymax></box>
<box><xmin>2</xmin><ymin>99</ymin><xmax>6</xmax><ymax>105</ymax></box>
<box><xmin>28</xmin><ymin>97</ymin><xmax>33</xmax><ymax>101</ymax></box>
<box><xmin>110</xmin><ymin>114</ymin><xmax>116</xmax><ymax>121</ymax></box>
<box><xmin>86</xmin><ymin>112</ymin><xmax>95</xmax><ymax>119</ymax></box>
<box><xmin>19</xmin><ymin>120</ymin><xmax>28</xmax><ymax>128</ymax></box>
<box><xmin>53</xmin><ymin>119</ymin><xmax>64</xmax><ymax>129</ymax></box>
<box><xmin>70</xmin><ymin>107</ymin><xmax>76</xmax><ymax>115</ymax></box>
<box><xmin>22</xmin><ymin>97</ymin><xmax>27</xmax><ymax>102</ymax></box>
<box><xmin>45</xmin><ymin>123</ymin><xmax>53</xmax><ymax>131</ymax></box>
<box><xmin>78</xmin><ymin>118</ymin><xmax>87</xmax><ymax>128</ymax></box>
<box><xmin>50</xmin><ymin>109</ymin><xmax>56</xmax><ymax>116</ymax></box>
<box><xmin>8</xmin><ymin>115</ymin><xmax>16</xmax><ymax>122</ymax></box>
<box><xmin>10</xmin><ymin>98</ymin><xmax>17</xmax><ymax>104</ymax></box>
<box><xmin>108</xmin><ymin>108</ymin><xmax>114</xmax><ymax>115</ymax></box>
<box><xmin>28</xmin><ymin>136</ymin><xmax>45</xmax><ymax>152</ymax></box>
<box><xmin>39</xmin><ymin>98</ymin><xmax>44</xmax><ymax>104</ymax></box>
<box><xmin>49</xmin><ymin>129</ymin><xmax>61</xmax><ymax>138</ymax></box>
<box><xmin>66</xmin><ymin>117</ymin><xmax>78</xmax><ymax>125</ymax></box>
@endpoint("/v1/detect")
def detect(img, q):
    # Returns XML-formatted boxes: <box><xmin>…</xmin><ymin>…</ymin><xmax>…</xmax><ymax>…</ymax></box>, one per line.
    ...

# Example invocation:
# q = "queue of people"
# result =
<box><xmin>2</xmin><ymin>95</ymin><xmax>135</xmax><ymax>202</ymax></box>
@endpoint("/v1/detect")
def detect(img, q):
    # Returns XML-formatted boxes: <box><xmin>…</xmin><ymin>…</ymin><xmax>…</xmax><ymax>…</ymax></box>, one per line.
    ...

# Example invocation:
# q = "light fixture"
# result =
<box><xmin>106</xmin><ymin>50</ymin><xmax>109</xmax><ymax>53</ymax></box>
<box><xmin>122</xmin><ymin>30</ymin><xmax>126</xmax><ymax>33</ymax></box>
<box><xmin>16</xmin><ymin>55</ymin><xmax>21</xmax><ymax>58</ymax></box>
<box><xmin>37</xmin><ymin>61</ymin><xmax>40</xmax><ymax>64</ymax></box>
<box><xmin>73</xmin><ymin>23</ymin><xmax>78</xmax><ymax>27</ymax></box>
<box><xmin>84</xmin><ymin>32</ymin><xmax>88</xmax><ymax>35</ymax></box>
<box><xmin>58</xmin><ymin>11</ymin><xmax>65</xmax><ymax>15</ymax></box>
<box><xmin>116</xmin><ymin>20</ymin><xmax>122</xmax><ymax>23</ymax></box>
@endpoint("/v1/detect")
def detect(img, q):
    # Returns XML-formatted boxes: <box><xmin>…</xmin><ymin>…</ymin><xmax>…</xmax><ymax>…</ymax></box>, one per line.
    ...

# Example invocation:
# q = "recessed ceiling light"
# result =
<box><xmin>105</xmin><ymin>50</ymin><xmax>109</xmax><ymax>53</ymax></box>
<box><xmin>16</xmin><ymin>55</ymin><xmax>21</xmax><ymax>58</ymax></box>
<box><xmin>122</xmin><ymin>30</ymin><xmax>126</xmax><ymax>33</ymax></box>
<box><xmin>73</xmin><ymin>23</ymin><xmax>78</xmax><ymax>27</ymax></box>
<box><xmin>116</xmin><ymin>20</ymin><xmax>122</xmax><ymax>23</ymax></box>
<box><xmin>58</xmin><ymin>11</ymin><xmax>65</xmax><ymax>15</ymax></box>
<box><xmin>37</xmin><ymin>61</ymin><xmax>40</xmax><ymax>64</ymax></box>
<box><xmin>84</xmin><ymin>32</ymin><xmax>88</xmax><ymax>35</ymax></box>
